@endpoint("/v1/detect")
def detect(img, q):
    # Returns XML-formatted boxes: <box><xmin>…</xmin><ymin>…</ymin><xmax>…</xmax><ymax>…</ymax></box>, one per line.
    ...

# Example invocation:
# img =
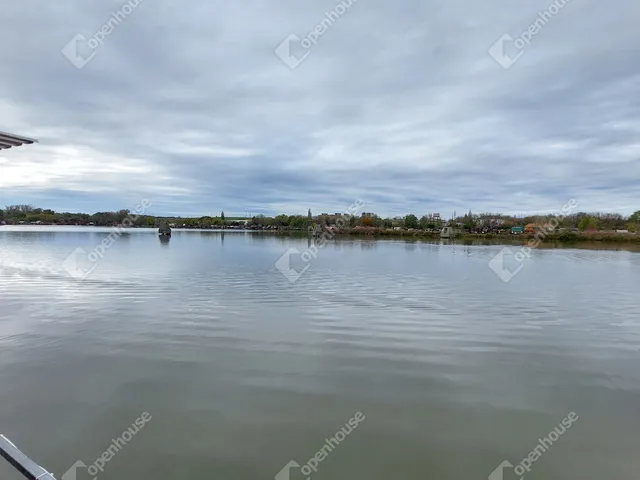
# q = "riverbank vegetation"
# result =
<box><xmin>1</xmin><ymin>205</ymin><xmax>639</xmax><ymax>243</ymax></box>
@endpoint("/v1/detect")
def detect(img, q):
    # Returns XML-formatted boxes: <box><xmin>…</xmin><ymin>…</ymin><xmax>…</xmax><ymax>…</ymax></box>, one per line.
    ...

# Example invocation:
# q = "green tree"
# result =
<box><xmin>274</xmin><ymin>214</ymin><xmax>289</xmax><ymax>226</ymax></box>
<box><xmin>289</xmin><ymin>215</ymin><xmax>308</xmax><ymax>229</ymax></box>
<box><xmin>418</xmin><ymin>215</ymin><xmax>430</xmax><ymax>230</ymax></box>
<box><xmin>116</xmin><ymin>209</ymin><xmax>130</xmax><ymax>223</ymax></box>
<box><xmin>578</xmin><ymin>216</ymin><xmax>599</xmax><ymax>231</ymax></box>
<box><xmin>630</xmin><ymin>210</ymin><xmax>640</xmax><ymax>223</ymax></box>
<box><xmin>221</xmin><ymin>211</ymin><xmax>225</xmax><ymax>225</ymax></box>
<box><xmin>404</xmin><ymin>214</ymin><xmax>418</xmax><ymax>229</ymax></box>
<box><xmin>462</xmin><ymin>210</ymin><xmax>475</xmax><ymax>231</ymax></box>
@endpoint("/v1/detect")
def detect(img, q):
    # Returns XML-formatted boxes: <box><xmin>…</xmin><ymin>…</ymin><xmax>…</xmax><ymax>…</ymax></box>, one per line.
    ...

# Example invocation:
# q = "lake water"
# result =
<box><xmin>1</xmin><ymin>227</ymin><xmax>639</xmax><ymax>480</ymax></box>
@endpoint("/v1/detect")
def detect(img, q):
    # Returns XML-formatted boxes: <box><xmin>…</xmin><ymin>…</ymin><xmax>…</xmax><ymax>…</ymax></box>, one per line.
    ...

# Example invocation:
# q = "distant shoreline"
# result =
<box><xmin>325</xmin><ymin>229</ymin><xmax>640</xmax><ymax>244</ymax></box>
<box><xmin>2</xmin><ymin>205</ymin><xmax>638</xmax><ymax>241</ymax></box>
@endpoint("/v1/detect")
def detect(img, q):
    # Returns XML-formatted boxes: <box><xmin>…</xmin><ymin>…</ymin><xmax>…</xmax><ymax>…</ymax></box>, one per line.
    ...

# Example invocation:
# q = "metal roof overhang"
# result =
<box><xmin>0</xmin><ymin>131</ymin><xmax>38</xmax><ymax>150</ymax></box>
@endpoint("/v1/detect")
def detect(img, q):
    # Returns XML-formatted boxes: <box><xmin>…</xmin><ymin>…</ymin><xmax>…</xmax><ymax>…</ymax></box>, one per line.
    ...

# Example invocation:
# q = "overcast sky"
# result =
<box><xmin>1</xmin><ymin>0</ymin><xmax>638</xmax><ymax>217</ymax></box>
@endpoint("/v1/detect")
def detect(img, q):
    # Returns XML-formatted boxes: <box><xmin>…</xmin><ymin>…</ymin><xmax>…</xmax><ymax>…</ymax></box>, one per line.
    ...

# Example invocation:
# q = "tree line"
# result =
<box><xmin>1</xmin><ymin>205</ymin><xmax>639</xmax><ymax>232</ymax></box>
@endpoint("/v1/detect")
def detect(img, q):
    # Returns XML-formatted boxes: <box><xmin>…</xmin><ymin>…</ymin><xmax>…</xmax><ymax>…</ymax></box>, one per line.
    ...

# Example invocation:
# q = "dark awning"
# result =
<box><xmin>0</xmin><ymin>131</ymin><xmax>38</xmax><ymax>150</ymax></box>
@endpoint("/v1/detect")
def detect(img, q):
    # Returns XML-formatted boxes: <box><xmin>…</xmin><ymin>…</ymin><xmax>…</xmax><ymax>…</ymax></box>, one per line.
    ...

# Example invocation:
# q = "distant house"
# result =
<box><xmin>525</xmin><ymin>223</ymin><xmax>537</xmax><ymax>233</ymax></box>
<box><xmin>616</xmin><ymin>229</ymin><xmax>629</xmax><ymax>234</ymax></box>
<box><xmin>511</xmin><ymin>226</ymin><xmax>524</xmax><ymax>234</ymax></box>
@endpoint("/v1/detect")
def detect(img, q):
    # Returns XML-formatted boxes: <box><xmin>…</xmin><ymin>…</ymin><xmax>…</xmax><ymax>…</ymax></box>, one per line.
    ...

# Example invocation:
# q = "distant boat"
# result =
<box><xmin>158</xmin><ymin>223</ymin><xmax>172</xmax><ymax>237</ymax></box>
<box><xmin>440</xmin><ymin>226</ymin><xmax>455</xmax><ymax>238</ymax></box>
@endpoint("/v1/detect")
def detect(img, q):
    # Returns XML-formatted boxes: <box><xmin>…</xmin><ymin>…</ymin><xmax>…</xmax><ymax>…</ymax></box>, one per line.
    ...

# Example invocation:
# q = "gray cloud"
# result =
<box><xmin>1</xmin><ymin>0</ymin><xmax>639</xmax><ymax>217</ymax></box>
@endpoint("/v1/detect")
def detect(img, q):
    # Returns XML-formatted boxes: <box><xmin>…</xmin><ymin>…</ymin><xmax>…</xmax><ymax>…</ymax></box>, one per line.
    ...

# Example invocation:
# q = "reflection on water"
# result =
<box><xmin>0</xmin><ymin>227</ymin><xmax>639</xmax><ymax>480</ymax></box>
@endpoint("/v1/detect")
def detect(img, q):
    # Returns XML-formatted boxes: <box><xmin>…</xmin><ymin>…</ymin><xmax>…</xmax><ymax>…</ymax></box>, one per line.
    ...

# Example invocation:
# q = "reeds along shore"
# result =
<box><xmin>298</xmin><ymin>227</ymin><xmax>640</xmax><ymax>243</ymax></box>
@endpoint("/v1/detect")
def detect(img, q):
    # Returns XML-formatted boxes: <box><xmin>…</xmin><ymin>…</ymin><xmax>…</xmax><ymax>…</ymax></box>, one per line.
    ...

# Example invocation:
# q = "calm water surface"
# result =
<box><xmin>1</xmin><ymin>227</ymin><xmax>639</xmax><ymax>479</ymax></box>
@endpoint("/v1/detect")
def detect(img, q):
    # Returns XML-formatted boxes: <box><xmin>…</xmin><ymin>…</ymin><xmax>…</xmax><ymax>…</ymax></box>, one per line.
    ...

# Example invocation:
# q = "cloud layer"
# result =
<box><xmin>1</xmin><ymin>0</ymin><xmax>639</xmax><ymax>216</ymax></box>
